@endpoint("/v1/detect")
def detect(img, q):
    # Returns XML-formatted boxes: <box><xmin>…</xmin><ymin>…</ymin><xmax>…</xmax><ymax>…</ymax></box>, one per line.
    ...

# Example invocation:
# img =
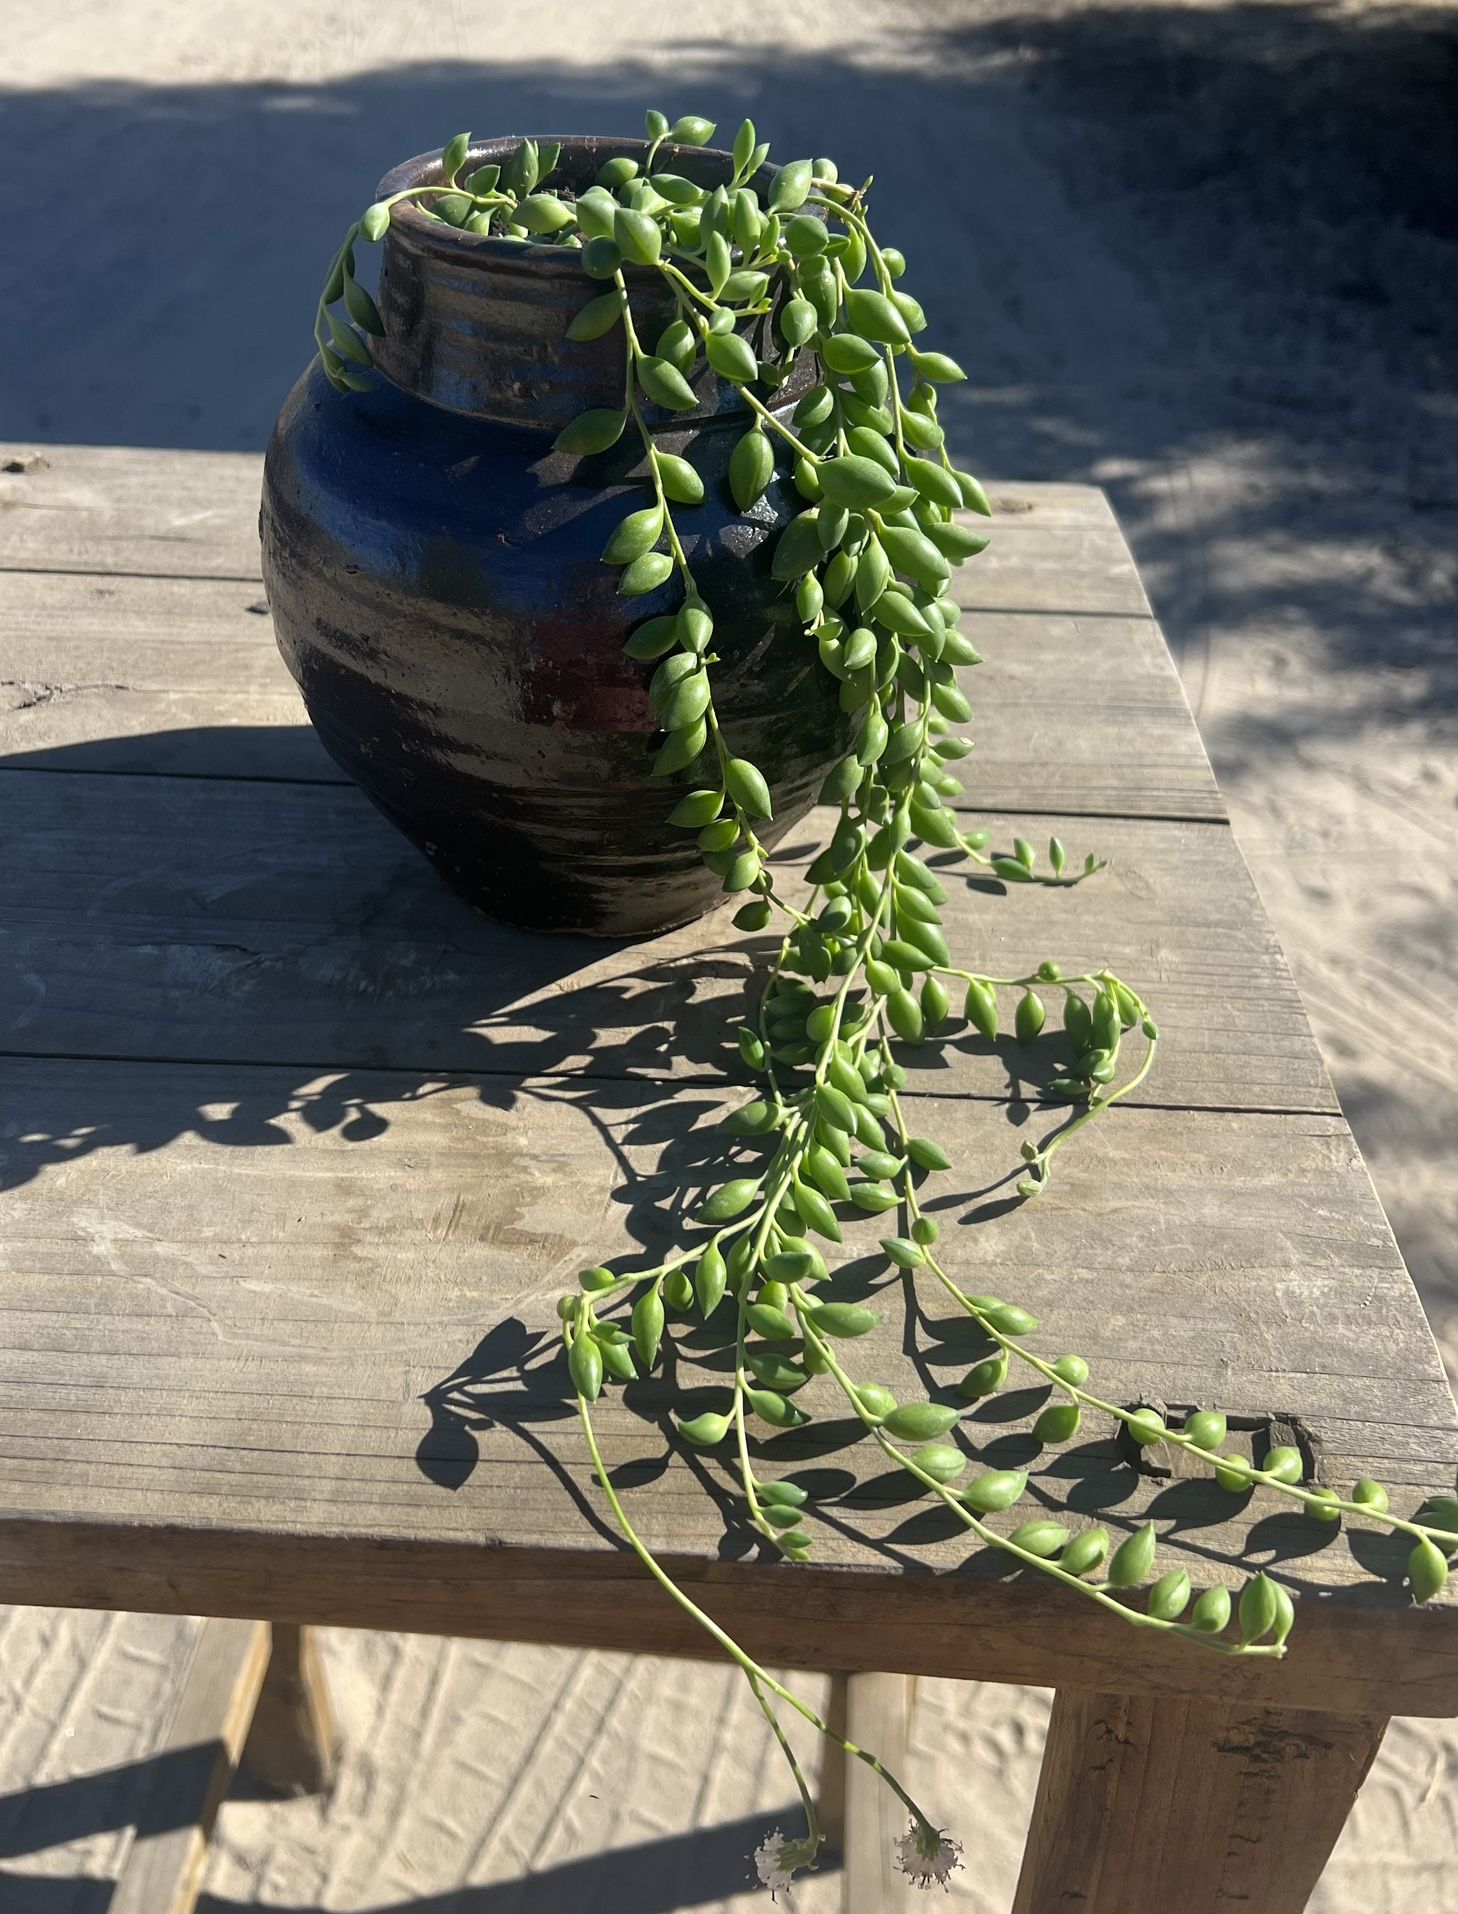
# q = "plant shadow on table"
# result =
<box><xmin>4</xmin><ymin>723</ymin><xmax>1385</xmax><ymax>1597</ymax></box>
<box><xmin>1</xmin><ymin>729</ymin><xmax>1081</xmax><ymax>1223</ymax></box>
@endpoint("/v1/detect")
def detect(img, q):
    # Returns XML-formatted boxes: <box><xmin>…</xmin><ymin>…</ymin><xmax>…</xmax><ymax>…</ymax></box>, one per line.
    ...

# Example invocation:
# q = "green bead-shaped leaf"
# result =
<box><xmin>516</xmin><ymin>192</ymin><xmax>575</xmax><ymax>234</ymax></box>
<box><xmin>620</xmin><ymin>551</ymin><xmax>674</xmax><ymax>596</ymax></box>
<box><xmin>1008</xmin><ymin>1520</ymin><xmax>1069</xmax><ymax>1558</ymax></box>
<box><xmin>747</xmin><ymin>1387</ymin><xmax>809</xmax><ymax>1429</ymax></box>
<box><xmin>875</xmin><ymin>590</ymin><xmax>932</xmax><ymax>639</ymax></box>
<box><xmin>1147</xmin><ymin>1569</ymin><xmax>1192</xmax><ymax>1621</ymax></box>
<box><xmin>961</xmin><ymin>1469</ymin><xmax>1027</xmax><ymax>1514</ymax></box>
<box><xmin>658</xmin><ymin>670</ymin><xmax>711</xmax><ymax>732</ymax></box>
<box><xmin>729</xmin><ymin>428</ymin><xmax>774</xmax><ymax>511</ymax></box>
<box><xmin>964</xmin><ymin>979</ymin><xmax>998</xmax><ymax>1040</ymax></box>
<box><xmin>441</xmin><ymin>130</ymin><xmax>472</xmax><ymax>185</ymax></box>
<box><xmin>817</xmin><ymin>454</ymin><xmax>899</xmax><ymax>510</ymax></box>
<box><xmin>1183</xmin><ymin>1410</ymin><xmax>1228</xmax><ymax>1452</ymax></box>
<box><xmin>883</xmin><ymin>1402</ymin><xmax>959</xmax><ymax>1442</ymax></box>
<box><xmin>979</xmin><ymin>1300</ymin><xmax>1039</xmax><ymax>1337</ymax></box>
<box><xmin>1033</xmin><ymin>1401</ymin><xmax>1082</xmax><ymax>1445</ymax></box>
<box><xmin>725</xmin><ymin>756</ymin><xmax>773</xmax><ymax>819</ymax></box>
<box><xmin>844</xmin><ymin>287</ymin><xmax>910</xmax><ymax>344</ymax></box>
<box><xmin>638</xmin><ymin>356</ymin><xmax>698</xmax><ymax>411</ymax></box>
<box><xmin>906</xmin><ymin>1137</ymin><xmax>950</xmax><ymax>1173</ymax></box>
<box><xmin>697</xmin><ymin>1178</ymin><xmax>760</xmax><ymax>1224</ymax></box>
<box><xmin>554</xmin><ymin>408</ymin><xmax>625</xmax><ymax>456</ymax></box>
<box><xmin>602</xmin><ymin>504</ymin><xmax>664</xmax><ymax>565</ymax></box>
<box><xmin>820</xmin><ymin>332</ymin><xmax>881</xmax><ymax>376</ymax></box>
<box><xmin>1106</xmin><ymin>1522</ymin><xmax>1158</xmax><ymax>1588</ymax></box>
<box><xmin>913</xmin><ymin>351</ymin><xmax>966</xmax><ymax>384</ymax></box>
<box><xmin>706</xmin><ymin>330</ymin><xmax>759</xmax><ymax>384</ymax></box>
<box><xmin>613</xmin><ymin>205</ymin><xmax>662</xmax><ymax>265</ymax></box>
<box><xmin>1127</xmin><ymin>1409</ymin><xmax>1168</xmax><ymax>1448</ymax></box>
<box><xmin>806</xmin><ymin>1301</ymin><xmax>879</xmax><ymax>1339</ymax></box>
<box><xmin>652</xmin><ymin>717</ymin><xmax>707</xmax><ymax>775</ymax></box>
<box><xmin>958</xmin><ymin>1353</ymin><xmax>1008</xmax><ymax>1399</ymax></box>
<box><xmin>1189</xmin><ymin>1586</ymin><xmax>1233</xmax><ymax>1633</ymax></box>
<box><xmin>905</xmin><ymin>457</ymin><xmax>963</xmax><ymax>510</ymax></box>
<box><xmin>342</xmin><ymin>275</ymin><xmax>385</xmax><ymax>337</ymax></box>
<box><xmin>1409</xmin><ymin>1537</ymin><xmax>1449</xmax><ymax>1603</ymax></box>
<box><xmin>632</xmin><ymin>1289</ymin><xmax>665</xmax><ymax>1368</ymax></box>
<box><xmin>695</xmin><ymin>1244</ymin><xmax>727</xmax><ymax>1316</ymax></box>
<box><xmin>1238</xmin><ymin>1570</ymin><xmax>1280</xmax><ymax>1642</ymax></box>
<box><xmin>746</xmin><ymin>1302</ymin><xmax>798</xmax><ymax>1342</ymax></box>
<box><xmin>678</xmin><ymin>1410</ymin><xmax>731</xmax><ymax>1448</ymax></box>
<box><xmin>566</xmin><ymin>290</ymin><xmax>624</xmax><ymax>342</ymax></box>
<box><xmin>768</xmin><ymin>158</ymin><xmax>813</xmax><ymax>212</ymax></box>
<box><xmin>1059</xmin><ymin>1527</ymin><xmax>1111</xmax><ymax>1576</ymax></box>
<box><xmin>912</xmin><ymin>1445</ymin><xmax>966</xmax><ymax>1484</ymax></box>
<box><xmin>656</xmin><ymin>452</ymin><xmax>705</xmax><ymax>504</ymax></box>
<box><xmin>568</xmin><ymin>1334</ymin><xmax>603</xmax><ymax>1402</ymax></box>
<box><xmin>668</xmin><ymin>114</ymin><xmax>716</xmax><ymax>146</ymax></box>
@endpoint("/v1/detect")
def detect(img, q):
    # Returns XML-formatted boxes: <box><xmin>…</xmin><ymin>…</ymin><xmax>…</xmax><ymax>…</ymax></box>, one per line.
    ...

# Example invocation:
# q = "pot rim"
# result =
<box><xmin>375</xmin><ymin>134</ymin><xmax>782</xmax><ymax>275</ymax></box>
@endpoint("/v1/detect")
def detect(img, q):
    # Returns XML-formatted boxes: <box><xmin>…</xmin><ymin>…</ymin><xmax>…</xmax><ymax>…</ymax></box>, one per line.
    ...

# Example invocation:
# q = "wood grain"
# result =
<box><xmin>1</xmin><ymin>1057</ymin><xmax>1453</xmax><ymax>1712</ymax></box>
<box><xmin>837</xmin><ymin>1674</ymin><xmax>918</xmax><ymax>1912</ymax></box>
<box><xmin>0</xmin><ymin>772</ymin><xmax>1328</xmax><ymax>1111</ymax></box>
<box><xmin>1011</xmin><ymin>1690</ymin><xmax>1389</xmax><ymax>1914</ymax></box>
<box><xmin>0</xmin><ymin>446</ymin><xmax>1118</xmax><ymax>587</ymax></box>
<box><xmin>1</xmin><ymin>443</ymin><xmax>1451</xmax><ymax>1737</ymax></box>
<box><xmin>0</xmin><ymin>571</ymin><xmax>1222</xmax><ymax>820</ymax></box>
<box><xmin>0</xmin><ymin>1516</ymin><xmax>1450</xmax><ymax>1719</ymax></box>
<box><xmin>1</xmin><ymin>445</ymin><xmax>267</xmax><ymax>580</ymax></box>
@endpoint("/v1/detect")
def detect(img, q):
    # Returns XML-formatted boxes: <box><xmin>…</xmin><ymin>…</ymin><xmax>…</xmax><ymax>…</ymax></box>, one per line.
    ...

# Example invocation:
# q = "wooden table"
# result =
<box><xmin>2</xmin><ymin>444</ymin><xmax>1454</xmax><ymax>1913</ymax></box>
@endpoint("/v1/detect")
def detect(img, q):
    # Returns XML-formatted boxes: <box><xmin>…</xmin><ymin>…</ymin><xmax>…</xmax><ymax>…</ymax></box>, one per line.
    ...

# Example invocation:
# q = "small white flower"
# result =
<box><xmin>895</xmin><ymin>1820</ymin><xmax>963</xmax><ymax>1890</ymax></box>
<box><xmin>752</xmin><ymin>1827</ymin><xmax>818</xmax><ymax>1898</ymax></box>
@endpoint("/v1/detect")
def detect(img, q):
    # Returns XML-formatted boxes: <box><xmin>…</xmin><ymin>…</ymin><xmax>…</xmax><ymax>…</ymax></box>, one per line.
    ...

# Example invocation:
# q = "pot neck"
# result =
<box><xmin>369</xmin><ymin>135</ymin><xmax>810</xmax><ymax>432</ymax></box>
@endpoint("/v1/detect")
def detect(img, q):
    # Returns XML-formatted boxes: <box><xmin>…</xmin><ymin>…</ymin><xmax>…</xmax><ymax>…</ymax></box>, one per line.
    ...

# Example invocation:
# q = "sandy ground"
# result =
<box><xmin>2</xmin><ymin>1</ymin><xmax>1454</xmax><ymax>1908</ymax></box>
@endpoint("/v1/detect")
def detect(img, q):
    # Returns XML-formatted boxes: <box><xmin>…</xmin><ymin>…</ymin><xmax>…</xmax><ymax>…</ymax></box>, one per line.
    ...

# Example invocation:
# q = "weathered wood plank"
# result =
<box><xmin>837</xmin><ymin>1674</ymin><xmax>919</xmax><ymax>1912</ymax></box>
<box><xmin>108</xmin><ymin>1617</ymin><xmax>269</xmax><ymax>1914</ymax></box>
<box><xmin>0</xmin><ymin>445</ymin><xmax>1119</xmax><ymax>589</ymax></box>
<box><xmin>2</xmin><ymin>444</ymin><xmax>1449</xmax><ymax>1731</ymax></box>
<box><xmin>1</xmin><ymin>446</ymin><xmax>267</xmax><ymax>581</ymax></box>
<box><xmin>2</xmin><ymin>1055</ymin><xmax>1452</xmax><ymax>1711</ymax></box>
<box><xmin>2</xmin><ymin>1513</ymin><xmax>1450</xmax><ymax>1718</ymax></box>
<box><xmin>0</xmin><ymin>771</ymin><xmax>1328</xmax><ymax>1110</ymax></box>
<box><xmin>1011</xmin><ymin>1691</ymin><xmax>1388</xmax><ymax>1914</ymax></box>
<box><xmin>0</xmin><ymin>571</ymin><xmax>1222</xmax><ymax>820</ymax></box>
<box><xmin>954</xmin><ymin>518</ymin><xmax>1152</xmax><ymax>617</ymax></box>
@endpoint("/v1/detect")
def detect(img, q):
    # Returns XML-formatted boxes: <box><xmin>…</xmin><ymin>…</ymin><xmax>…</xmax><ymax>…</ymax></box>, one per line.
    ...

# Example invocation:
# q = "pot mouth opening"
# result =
<box><xmin>376</xmin><ymin>134</ymin><xmax>777</xmax><ymax>270</ymax></box>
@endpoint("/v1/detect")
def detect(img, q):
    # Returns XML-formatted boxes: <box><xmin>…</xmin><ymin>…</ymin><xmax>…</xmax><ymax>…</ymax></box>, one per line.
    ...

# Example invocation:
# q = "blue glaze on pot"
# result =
<box><xmin>261</xmin><ymin>135</ymin><xmax>847</xmax><ymax>937</ymax></box>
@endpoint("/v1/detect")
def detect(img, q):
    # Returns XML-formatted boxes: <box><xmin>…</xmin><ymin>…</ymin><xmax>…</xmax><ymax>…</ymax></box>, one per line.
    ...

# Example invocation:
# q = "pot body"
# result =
<box><xmin>261</xmin><ymin>135</ymin><xmax>846</xmax><ymax>937</ymax></box>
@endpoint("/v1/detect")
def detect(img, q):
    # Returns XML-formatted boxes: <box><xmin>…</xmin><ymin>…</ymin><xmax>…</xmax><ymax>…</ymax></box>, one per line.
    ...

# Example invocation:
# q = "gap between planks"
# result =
<box><xmin>0</xmin><ymin>1038</ymin><xmax>1338</xmax><ymax>1123</ymax></box>
<box><xmin>0</xmin><ymin>760</ymin><xmax>1229</xmax><ymax>826</ymax></box>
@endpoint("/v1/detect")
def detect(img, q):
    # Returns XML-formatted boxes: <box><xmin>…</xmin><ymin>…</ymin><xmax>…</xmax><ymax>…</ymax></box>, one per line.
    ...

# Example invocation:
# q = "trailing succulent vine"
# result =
<box><xmin>318</xmin><ymin>112</ymin><xmax>1457</xmax><ymax>1895</ymax></box>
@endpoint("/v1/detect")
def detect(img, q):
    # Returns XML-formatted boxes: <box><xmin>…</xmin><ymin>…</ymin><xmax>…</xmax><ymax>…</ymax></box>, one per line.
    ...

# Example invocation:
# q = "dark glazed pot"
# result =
<box><xmin>261</xmin><ymin>135</ymin><xmax>848</xmax><ymax>937</ymax></box>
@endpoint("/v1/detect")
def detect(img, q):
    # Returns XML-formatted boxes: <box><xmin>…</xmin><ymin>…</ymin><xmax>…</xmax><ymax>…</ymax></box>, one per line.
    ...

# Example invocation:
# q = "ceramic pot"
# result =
<box><xmin>260</xmin><ymin>134</ymin><xmax>847</xmax><ymax>937</ymax></box>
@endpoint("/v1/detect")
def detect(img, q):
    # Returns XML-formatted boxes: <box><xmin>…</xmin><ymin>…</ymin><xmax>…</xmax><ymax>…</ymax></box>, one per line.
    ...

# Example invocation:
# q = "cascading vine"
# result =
<box><xmin>316</xmin><ymin>110</ymin><xmax>1457</xmax><ymax>1895</ymax></box>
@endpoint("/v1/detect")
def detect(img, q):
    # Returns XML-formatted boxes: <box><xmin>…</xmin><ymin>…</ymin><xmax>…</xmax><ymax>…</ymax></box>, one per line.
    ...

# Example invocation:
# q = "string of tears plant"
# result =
<box><xmin>318</xmin><ymin>112</ymin><xmax>1458</xmax><ymax>1896</ymax></box>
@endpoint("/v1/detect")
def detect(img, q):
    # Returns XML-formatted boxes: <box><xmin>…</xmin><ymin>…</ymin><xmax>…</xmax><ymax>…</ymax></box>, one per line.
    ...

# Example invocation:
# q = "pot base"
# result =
<box><xmin>364</xmin><ymin>780</ymin><xmax>776</xmax><ymax>940</ymax></box>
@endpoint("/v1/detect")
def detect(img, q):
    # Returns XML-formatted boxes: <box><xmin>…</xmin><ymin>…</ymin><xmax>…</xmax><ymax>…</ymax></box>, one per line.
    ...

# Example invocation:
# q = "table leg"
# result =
<box><xmin>819</xmin><ymin>1671</ymin><xmax>850</xmax><ymax>1855</ymax></box>
<box><xmin>821</xmin><ymin>1673</ymin><xmax>918</xmax><ymax>1913</ymax></box>
<box><xmin>240</xmin><ymin>1622</ymin><xmax>339</xmax><ymax>1796</ymax></box>
<box><xmin>1012</xmin><ymin>1688</ymin><xmax>1388</xmax><ymax>1914</ymax></box>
